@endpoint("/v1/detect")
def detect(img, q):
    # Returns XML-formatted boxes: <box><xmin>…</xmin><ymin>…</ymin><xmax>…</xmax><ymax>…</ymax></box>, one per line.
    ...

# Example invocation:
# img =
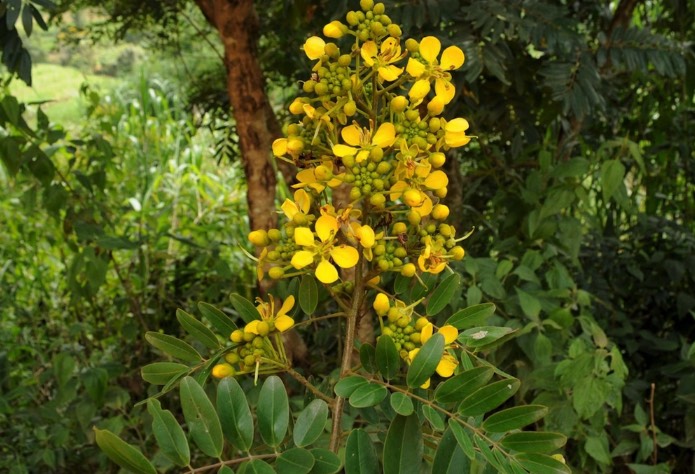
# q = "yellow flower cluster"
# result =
<box><xmin>252</xmin><ymin>0</ymin><xmax>471</xmax><ymax>287</ymax></box>
<box><xmin>212</xmin><ymin>296</ymin><xmax>295</xmax><ymax>379</ymax></box>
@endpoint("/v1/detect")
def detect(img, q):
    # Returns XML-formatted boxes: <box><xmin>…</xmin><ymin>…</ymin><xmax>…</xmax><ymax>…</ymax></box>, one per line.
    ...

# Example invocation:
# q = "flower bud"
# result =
<box><xmin>346</xmin><ymin>11</ymin><xmax>359</xmax><ymax>26</ymax></box>
<box><xmin>403</xmin><ymin>189</ymin><xmax>422</xmax><ymax>207</ymax></box>
<box><xmin>427</xmin><ymin>95</ymin><xmax>445</xmax><ymax>116</ymax></box>
<box><xmin>360</xmin><ymin>0</ymin><xmax>374</xmax><ymax>11</ymax></box>
<box><xmin>287</xmin><ymin>138</ymin><xmax>304</xmax><ymax>154</ymax></box>
<box><xmin>432</xmin><ymin>204</ymin><xmax>450</xmax><ymax>220</ymax></box>
<box><xmin>373</xmin><ymin>2</ymin><xmax>385</xmax><ymax>14</ymax></box>
<box><xmin>323</xmin><ymin>20</ymin><xmax>347</xmax><ymax>38</ymax></box>
<box><xmin>401</xmin><ymin>263</ymin><xmax>416</xmax><ymax>277</ymax></box>
<box><xmin>373</xmin><ymin>293</ymin><xmax>390</xmax><ymax>316</ymax></box>
<box><xmin>405</xmin><ymin>38</ymin><xmax>419</xmax><ymax>52</ymax></box>
<box><xmin>390</xmin><ymin>96</ymin><xmax>408</xmax><ymax>113</ymax></box>
<box><xmin>451</xmin><ymin>246</ymin><xmax>465</xmax><ymax>260</ymax></box>
<box><xmin>268</xmin><ymin>266</ymin><xmax>285</xmax><ymax>279</ymax></box>
<box><xmin>289</xmin><ymin>98</ymin><xmax>305</xmax><ymax>114</ymax></box>
<box><xmin>387</xmin><ymin>24</ymin><xmax>402</xmax><ymax>37</ymax></box>
<box><xmin>230</xmin><ymin>329</ymin><xmax>244</xmax><ymax>343</ymax></box>
<box><xmin>249</xmin><ymin>230</ymin><xmax>270</xmax><ymax>246</ymax></box>
<box><xmin>212</xmin><ymin>363</ymin><xmax>235</xmax><ymax>378</ymax></box>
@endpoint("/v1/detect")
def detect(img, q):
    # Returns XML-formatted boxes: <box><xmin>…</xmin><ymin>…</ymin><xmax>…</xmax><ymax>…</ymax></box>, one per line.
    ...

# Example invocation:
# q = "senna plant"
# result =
<box><xmin>96</xmin><ymin>1</ymin><xmax>569</xmax><ymax>472</ymax></box>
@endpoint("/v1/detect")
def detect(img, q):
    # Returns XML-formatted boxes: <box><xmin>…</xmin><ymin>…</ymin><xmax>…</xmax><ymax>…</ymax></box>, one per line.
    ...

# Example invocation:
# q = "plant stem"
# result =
<box><xmin>286</xmin><ymin>366</ymin><xmax>334</xmax><ymax>404</ymax></box>
<box><xmin>329</xmin><ymin>259</ymin><xmax>365</xmax><ymax>452</ymax></box>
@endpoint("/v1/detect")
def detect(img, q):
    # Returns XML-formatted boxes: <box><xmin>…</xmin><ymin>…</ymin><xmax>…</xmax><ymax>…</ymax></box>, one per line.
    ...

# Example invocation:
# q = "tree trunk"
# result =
<box><xmin>194</xmin><ymin>0</ymin><xmax>278</xmax><ymax>232</ymax></box>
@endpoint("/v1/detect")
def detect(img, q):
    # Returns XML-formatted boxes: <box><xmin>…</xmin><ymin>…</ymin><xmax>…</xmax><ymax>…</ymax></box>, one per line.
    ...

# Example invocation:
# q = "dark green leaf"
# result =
<box><xmin>585</xmin><ymin>435</ymin><xmax>611</xmax><ymax>465</ymax></box>
<box><xmin>345</xmin><ymin>429</ymin><xmax>379</xmax><ymax>474</ymax></box>
<box><xmin>180</xmin><ymin>376</ymin><xmax>223</xmax><ymax>458</ymax></box>
<box><xmin>389</xmin><ymin>392</ymin><xmax>414</xmax><ymax>416</ymax></box>
<box><xmin>483</xmin><ymin>405</ymin><xmax>548</xmax><ymax>433</ymax></box>
<box><xmin>257</xmin><ymin>375</ymin><xmax>289</xmax><ymax>447</ymax></box>
<box><xmin>177</xmin><ymin>309</ymin><xmax>220</xmax><ymax>350</ymax></box>
<box><xmin>376</xmin><ymin>335</ymin><xmax>400</xmax><ymax>380</ymax></box>
<box><xmin>217</xmin><ymin>377</ymin><xmax>254</xmax><ymax>451</ymax></box>
<box><xmin>383</xmin><ymin>415</ymin><xmax>423</xmax><ymax>474</ymax></box>
<box><xmin>501</xmin><ymin>432</ymin><xmax>567</xmax><ymax>454</ymax></box>
<box><xmin>198</xmin><ymin>302</ymin><xmax>237</xmax><ymax>338</ymax></box>
<box><xmin>359</xmin><ymin>343</ymin><xmax>377</xmax><ymax>373</ymax></box>
<box><xmin>445</xmin><ymin>303</ymin><xmax>496</xmax><ymax>329</ymax></box>
<box><xmin>309</xmin><ymin>448</ymin><xmax>342</xmax><ymax>474</ymax></box>
<box><xmin>448</xmin><ymin>420</ymin><xmax>475</xmax><ymax>460</ymax></box>
<box><xmin>230</xmin><ymin>293</ymin><xmax>261</xmax><ymax>324</ymax></box>
<box><xmin>458</xmin><ymin>327</ymin><xmax>515</xmax><ymax>349</ymax></box>
<box><xmin>94</xmin><ymin>428</ymin><xmax>156</xmax><ymax>474</ymax></box>
<box><xmin>394</xmin><ymin>273</ymin><xmax>410</xmax><ymax>295</ymax></box>
<box><xmin>435</xmin><ymin>367</ymin><xmax>494</xmax><ymax>404</ymax></box>
<box><xmin>299</xmin><ymin>275</ymin><xmax>319</xmax><ymax>315</ymax></box>
<box><xmin>147</xmin><ymin>399</ymin><xmax>190</xmax><ymax>466</ymax></box>
<box><xmin>30</xmin><ymin>5</ymin><xmax>48</xmax><ymax>30</ymax></box>
<box><xmin>406</xmin><ymin>333</ymin><xmax>444</xmax><ymax>388</ymax></box>
<box><xmin>334</xmin><ymin>375</ymin><xmax>368</xmax><ymax>397</ymax></box>
<box><xmin>5</xmin><ymin>0</ymin><xmax>21</xmax><ymax>29</ymax></box>
<box><xmin>601</xmin><ymin>159</ymin><xmax>626</xmax><ymax>201</ymax></box>
<box><xmin>145</xmin><ymin>332</ymin><xmax>202</xmax><ymax>362</ymax></box>
<box><xmin>458</xmin><ymin>379</ymin><xmax>521</xmax><ymax>416</ymax></box>
<box><xmin>276</xmin><ymin>447</ymin><xmax>314</xmax><ymax>474</ymax></box>
<box><xmin>348</xmin><ymin>383</ymin><xmax>388</xmax><ymax>408</ymax></box>
<box><xmin>239</xmin><ymin>460</ymin><xmax>276</xmax><ymax>474</ymax></box>
<box><xmin>515</xmin><ymin>453</ymin><xmax>571</xmax><ymax>474</ymax></box>
<box><xmin>427</xmin><ymin>273</ymin><xmax>462</xmax><ymax>316</ymax></box>
<box><xmin>422</xmin><ymin>405</ymin><xmax>445</xmax><ymax>431</ymax></box>
<box><xmin>516</xmin><ymin>289</ymin><xmax>542</xmax><ymax>320</ymax></box>
<box><xmin>293</xmin><ymin>399</ymin><xmax>329</xmax><ymax>447</ymax></box>
<box><xmin>22</xmin><ymin>4</ymin><xmax>33</xmax><ymax>36</ymax></box>
<box><xmin>432</xmin><ymin>427</ymin><xmax>470</xmax><ymax>474</ymax></box>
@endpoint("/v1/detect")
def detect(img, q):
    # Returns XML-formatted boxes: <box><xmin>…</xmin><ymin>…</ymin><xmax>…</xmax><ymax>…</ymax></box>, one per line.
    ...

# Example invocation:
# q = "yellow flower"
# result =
<box><xmin>291</xmin><ymin>215</ymin><xmax>359</xmax><ymax>284</ymax></box>
<box><xmin>394</xmin><ymin>141</ymin><xmax>431</xmax><ymax>181</ymax></box>
<box><xmin>281</xmin><ymin>189</ymin><xmax>312</xmax><ymax>223</ymax></box>
<box><xmin>407</xmin><ymin>323</ymin><xmax>459</xmax><ymax>386</ymax></box>
<box><xmin>418</xmin><ymin>236</ymin><xmax>447</xmax><ymax>273</ymax></box>
<box><xmin>303</xmin><ymin>36</ymin><xmax>326</xmax><ymax>60</ymax></box>
<box><xmin>332</xmin><ymin>122</ymin><xmax>397</xmax><ymax>163</ymax></box>
<box><xmin>361</xmin><ymin>37</ymin><xmax>406</xmax><ymax>82</ymax></box>
<box><xmin>292</xmin><ymin>162</ymin><xmax>343</xmax><ymax>193</ymax></box>
<box><xmin>444</xmin><ymin>118</ymin><xmax>471</xmax><ymax>148</ymax></box>
<box><xmin>249</xmin><ymin>295</ymin><xmax>296</xmax><ymax>333</ymax></box>
<box><xmin>389</xmin><ymin>181</ymin><xmax>433</xmax><ymax>217</ymax></box>
<box><xmin>406</xmin><ymin>36</ymin><xmax>465</xmax><ymax>104</ymax></box>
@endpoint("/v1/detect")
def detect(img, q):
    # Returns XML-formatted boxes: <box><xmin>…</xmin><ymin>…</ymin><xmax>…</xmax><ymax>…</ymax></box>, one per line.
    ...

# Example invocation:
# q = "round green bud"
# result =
<box><xmin>405</xmin><ymin>110</ymin><xmax>420</xmax><ymax>122</ymax></box>
<box><xmin>338</xmin><ymin>54</ymin><xmax>352</xmax><ymax>67</ymax></box>
<box><xmin>370</xmin><ymin>193</ymin><xmax>386</xmax><ymax>207</ymax></box>
<box><xmin>396</xmin><ymin>316</ymin><xmax>410</xmax><ymax>328</ymax></box>
<box><xmin>387</xmin><ymin>24</ymin><xmax>402</xmax><ymax>37</ymax></box>
<box><xmin>387</xmin><ymin>307</ymin><xmax>400</xmax><ymax>323</ymax></box>
<box><xmin>230</xmin><ymin>329</ymin><xmax>244</xmax><ymax>343</ymax></box>
<box><xmin>342</xmin><ymin>154</ymin><xmax>355</xmax><ymax>168</ymax></box>
<box><xmin>346</xmin><ymin>11</ymin><xmax>359</xmax><ymax>25</ymax></box>
<box><xmin>380</xmin><ymin>15</ymin><xmax>391</xmax><ymax>25</ymax></box>
<box><xmin>343</xmin><ymin>100</ymin><xmax>357</xmax><ymax>116</ymax></box>
<box><xmin>225</xmin><ymin>352</ymin><xmax>240</xmax><ymax>364</ymax></box>
<box><xmin>415</xmin><ymin>317</ymin><xmax>429</xmax><ymax>330</ymax></box>
<box><xmin>349</xmin><ymin>186</ymin><xmax>362</xmax><ymax>201</ymax></box>
<box><xmin>394</xmin><ymin>247</ymin><xmax>407</xmax><ymax>258</ymax></box>
<box><xmin>360</xmin><ymin>0</ymin><xmax>374</xmax><ymax>12</ymax></box>
<box><xmin>407</xmin><ymin>210</ymin><xmax>421</xmax><ymax>226</ymax></box>
<box><xmin>373</xmin><ymin>2</ymin><xmax>385</xmax><ymax>14</ymax></box>
<box><xmin>256</xmin><ymin>321</ymin><xmax>270</xmax><ymax>337</ymax></box>
<box><xmin>405</xmin><ymin>38</ymin><xmax>419</xmax><ymax>52</ymax></box>
<box><xmin>268</xmin><ymin>228</ymin><xmax>282</xmax><ymax>241</ymax></box>
<box><xmin>314</xmin><ymin>82</ymin><xmax>329</xmax><ymax>96</ymax></box>
<box><xmin>253</xmin><ymin>336</ymin><xmax>265</xmax><ymax>348</ymax></box>
<box><xmin>376</xmin><ymin>161</ymin><xmax>392</xmax><ymax>175</ymax></box>
<box><xmin>268</xmin><ymin>266</ymin><xmax>285</xmax><ymax>279</ymax></box>
<box><xmin>369</xmin><ymin>147</ymin><xmax>383</xmax><ymax>162</ymax></box>
<box><xmin>244</xmin><ymin>355</ymin><xmax>256</xmax><ymax>366</ymax></box>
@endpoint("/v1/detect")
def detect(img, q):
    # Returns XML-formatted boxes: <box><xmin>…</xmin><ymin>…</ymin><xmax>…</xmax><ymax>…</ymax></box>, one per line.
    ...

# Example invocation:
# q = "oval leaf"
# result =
<box><xmin>299</xmin><ymin>275</ymin><xmax>319</xmax><ymax>315</ymax></box>
<box><xmin>432</xmin><ymin>427</ymin><xmax>470</xmax><ymax>474</ymax></box>
<box><xmin>277</xmin><ymin>447</ymin><xmax>314</xmax><ymax>474</ymax></box>
<box><xmin>515</xmin><ymin>453</ymin><xmax>571</xmax><ymax>474</ymax></box>
<box><xmin>258</xmin><ymin>375</ymin><xmax>289</xmax><ymax>447</ymax></box>
<box><xmin>147</xmin><ymin>399</ymin><xmax>190</xmax><ymax>466</ymax></box>
<box><xmin>359</xmin><ymin>343</ymin><xmax>377</xmax><ymax>373</ymax></box>
<box><xmin>345</xmin><ymin>429</ymin><xmax>379</xmax><ymax>474</ymax></box>
<box><xmin>240</xmin><ymin>459</ymin><xmax>277</xmax><ymax>474</ymax></box>
<box><xmin>446</xmin><ymin>303</ymin><xmax>496</xmax><ymax>329</ymax></box>
<box><xmin>94</xmin><ymin>428</ymin><xmax>156</xmax><ymax>474</ymax></box>
<box><xmin>376</xmin><ymin>335</ymin><xmax>400</xmax><ymax>380</ymax></box>
<box><xmin>435</xmin><ymin>366</ymin><xmax>494</xmax><ymax>404</ymax></box>
<box><xmin>501</xmin><ymin>432</ymin><xmax>567</xmax><ymax>454</ymax></box>
<box><xmin>217</xmin><ymin>377</ymin><xmax>254</xmax><ymax>451</ymax></box>
<box><xmin>348</xmin><ymin>383</ymin><xmax>388</xmax><ymax>408</ymax></box>
<box><xmin>141</xmin><ymin>362</ymin><xmax>189</xmax><ymax>385</ymax></box>
<box><xmin>383</xmin><ymin>415</ymin><xmax>423</xmax><ymax>474</ymax></box>
<box><xmin>309</xmin><ymin>448</ymin><xmax>342</xmax><ymax>474</ymax></box>
<box><xmin>458</xmin><ymin>379</ymin><xmax>521</xmax><ymax>417</ymax></box>
<box><xmin>389</xmin><ymin>392</ymin><xmax>414</xmax><ymax>416</ymax></box>
<box><xmin>176</xmin><ymin>309</ymin><xmax>220</xmax><ymax>350</ymax></box>
<box><xmin>230</xmin><ymin>293</ymin><xmax>261</xmax><ymax>324</ymax></box>
<box><xmin>458</xmin><ymin>326</ymin><xmax>515</xmax><ymax>349</ymax></box>
<box><xmin>180</xmin><ymin>376</ymin><xmax>223</xmax><ymax>458</ymax></box>
<box><xmin>427</xmin><ymin>273</ymin><xmax>462</xmax><ymax>316</ymax></box>
<box><xmin>422</xmin><ymin>405</ymin><xmax>445</xmax><ymax>431</ymax></box>
<box><xmin>145</xmin><ymin>332</ymin><xmax>202</xmax><ymax>362</ymax></box>
<box><xmin>198</xmin><ymin>301</ymin><xmax>237</xmax><ymax>337</ymax></box>
<box><xmin>448</xmin><ymin>420</ymin><xmax>475</xmax><ymax>460</ymax></box>
<box><xmin>406</xmin><ymin>333</ymin><xmax>444</xmax><ymax>388</ymax></box>
<box><xmin>334</xmin><ymin>375</ymin><xmax>368</xmax><ymax>398</ymax></box>
<box><xmin>482</xmin><ymin>405</ymin><xmax>548</xmax><ymax>433</ymax></box>
<box><xmin>293</xmin><ymin>399</ymin><xmax>329</xmax><ymax>447</ymax></box>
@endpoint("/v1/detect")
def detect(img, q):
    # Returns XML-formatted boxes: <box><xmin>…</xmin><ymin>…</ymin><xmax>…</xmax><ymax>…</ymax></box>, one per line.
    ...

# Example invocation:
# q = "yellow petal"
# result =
<box><xmin>315</xmin><ymin>215</ymin><xmax>338</xmax><ymax>242</ymax></box>
<box><xmin>357</xmin><ymin>225</ymin><xmax>376</xmax><ymax>248</ymax></box>
<box><xmin>278</xmin><ymin>295</ymin><xmax>295</xmax><ymax>318</ymax></box>
<box><xmin>436</xmin><ymin>354</ymin><xmax>458</xmax><ymax>377</ymax></box>
<box><xmin>296</xmin><ymin>168</ymin><xmax>317</xmax><ymax>184</ymax></box>
<box><xmin>441</xmin><ymin>46</ymin><xmax>465</xmax><ymax>70</ymax></box>
<box><xmin>406</xmin><ymin>58</ymin><xmax>426</xmax><ymax>77</ymax></box>
<box><xmin>414</xmin><ymin>194</ymin><xmax>433</xmax><ymax>217</ymax></box>
<box><xmin>408</xmin><ymin>348</ymin><xmax>420</xmax><ymax>363</ymax></box>
<box><xmin>425</xmin><ymin>170</ymin><xmax>449</xmax><ymax>190</ymax></box>
<box><xmin>361</xmin><ymin>41</ymin><xmax>378</xmax><ymax>66</ymax></box>
<box><xmin>445</xmin><ymin>133</ymin><xmax>471</xmax><ymax>148</ymax></box>
<box><xmin>356</xmin><ymin>150</ymin><xmax>370</xmax><ymax>163</ymax></box>
<box><xmin>272</xmin><ymin>138</ymin><xmax>288</xmax><ymax>157</ymax></box>
<box><xmin>381</xmin><ymin>37</ymin><xmax>401</xmax><ymax>56</ymax></box>
<box><xmin>409</xmin><ymin>79</ymin><xmax>431</xmax><ymax>100</ymax></box>
<box><xmin>294</xmin><ymin>227</ymin><xmax>316</xmax><ymax>247</ymax></box>
<box><xmin>323</xmin><ymin>20</ymin><xmax>345</xmax><ymax>39</ymax></box>
<box><xmin>281</xmin><ymin>199</ymin><xmax>299</xmax><ymax>220</ymax></box>
<box><xmin>445</xmin><ymin>117</ymin><xmax>470</xmax><ymax>133</ymax></box>
<box><xmin>245</xmin><ymin>320</ymin><xmax>260</xmax><ymax>335</ymax></box>
<box><xmin>434</xmin><ymin>78</ymin><xmax>456</xmax><ymax>104</ymax></box>
<box><xmin>294</xmin><ymin>189</ymin><xmax>311</xmax><ymax>213</ymax></box>
<box><xmin>274</xmin><ymin>315</ymin><xmax>295</xmax><ymax>332</ymax></box>
<box><xmin>342</xmin><ymin>125</ymin><xmax>362</xmax><ymax>146</ymax></box>
<box><xmin>420</xmin><ymin>322</ymin><xmax>434</xmax><ymax>344</ymax></box>
<box><xmin>419</xmin><ymin>36</ymin><xmax>441</xmax><ymax>63</ymax></box>
<box><xmin>420</xmin><ymin>378</ymin><xmax>431</xmax><ymax>389</ymax></box>
<box><xmin>427</xmin><ymin>95</ymin><xmax>445</xmax><ymax>116</ymax></box>
<box><xmin>316</xmin><ymin>259</ymin><xmax>339</xmax><ymax>283</ymax></box>
<box><xmin>373</xmin><ymin>293</ymin><xmax>390</xmax><ymax>316</ymax></box>
<box><xmin>304</xmin><ymin>36</ymin><xmax>326</xmax><ymax>60</ymax></box>
<box><xmin>291</xmin><ymin>250</ymin><xmax>315</xmax><ymax>269</ymax></box>
<box><xmin>438</xmin><ymin>325</ymin><xmax>458</xmax><ymax>345</ymax></box>
<box><xmin>372</xmin><ymin>123</ymin><xmax>397</xmax><ymax>148</ymax></box>
<box><xmin>303</xmin><ymin>103</ymin><xmax>316</xmax><ymax>118</ymax></box>
<box><xmin>389</xmin><ymin>180</ymin><xmax>409</xmax><ymax>201</ymax></box>
<box><xmin>332</xmin><ymin>144</ymin><xmax>358</xmax><ymax>158</ymax></box>
<box><xmin>379</xmin><ymin>65</ymin><xmax>403</xmax><ymax>82</ymax></box>
<box><xmin>331</xmin><ymin>245</ymin><xmax>359</xmax><ymax>268</ymax></box>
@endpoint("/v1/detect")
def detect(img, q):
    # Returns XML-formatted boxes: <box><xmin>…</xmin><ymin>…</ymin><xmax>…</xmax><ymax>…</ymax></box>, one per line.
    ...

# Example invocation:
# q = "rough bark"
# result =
<box><xmin>194</xmin><ymin>0</ymin><xmax>278</xmax><ymax>232</ymax></box>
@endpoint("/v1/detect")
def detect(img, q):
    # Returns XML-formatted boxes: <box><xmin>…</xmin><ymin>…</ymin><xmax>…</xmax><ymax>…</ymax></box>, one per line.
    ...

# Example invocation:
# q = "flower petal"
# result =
<box><xmin>406</xmin><ymin>58</ymin><xmax>426</xmax><ymax>78</ymax></box>
<box><xmin>434</xmin><ymin>78</ymin><xmax>456</xmax><ymax>104</ymax></box>
<box><xmin>272</xmin><ymin>138</ymin><xmax>288</xmax><ymax>157</ymax></box>
<box><xmin>296</xmin><ymin>168</ymin><xmax>317</xmax><ymax>184</ymax></box>
<box><xmin>420</xmin><ymin>322</ymin><xmax>434</xmax><ymax>344</ymax></box>
<box><xmin>330</xmin><ymin>245</ymin><xmax>359</xmax><ymax>268</ymax></box>
<box><xmin>281</xmin><ymin>199</ymin><xmax>299</xmax><ymax>220</ymax></box>
<box><xmin>440</xmin><ymin>46</ymin><xmax>465</xmax><ymax>70</ymax></box>
<box><xmin>291</xmin><ymin>250</ymin><xmax>315</xmax><ymax>269</ymax></box>
<box><xmin>315</xmin><ymin>215</ymin><xmax>339</xmax><ymax>242</ymax></box>
<box><xmin>341</xmin><ymin>125</ymin><xmax>362</xmax><ymax>146</ymax></box>
<box><xmin>245</xmin><ymin>320</ymin><xmax>260</xmax><ymax>335</ymax></box>
<box><xmin>379</xmin><ymin>65</ymin><xmax>403</xmax><ymax>82</ymax></box>
<box><xmin>425</xmin><ymin>170</ymin><xmax>449</xmax><ymax>190</ymax></box>
<box><xmin>357</xmin><ymin>225</ymin><xmax>376</xmax><ymax>248</ymax></box>
<box><xmin>316</xmin><ymin>259</ymin><xmax>339</xmax><ymax>283</ymax></box>
<box><xmin>294</xmin><ymin>227</ymin><xmax>316</xmax><ymax>247</ymax></box>
<box><xmin>436</xmin><ymin>354</ymin><xmax>458</xmax><ymax>377</ymax></box>
<box><xmin>274</xmin><ymin>315</ymin><xmax>295</xmax><ymax>332</ymax></box>
<box><xmin>278</xmin><ymin>295</ymin><xmax>295</xmax><ymax>318</ymax></box>
<box><xmin>419</xmin><ymin>36</ymin><xmax>441</xmax><ymax>64</ymax></box>
<box><xmin>438</xmin><ymin>325</ymin><xmax>458</xmax><ymax>345</ymax></box>
<box><xmin>445</xmin><ymin>118</ymin><xmax>470</xmax><ymax>133</ymax></box>
<box><xmin>361</xmin><ymin>41</ymin><xmax>378</xmax><ymax>66</ymax></box>
<box><xmin>372</xmin><ymin>123</ymin><xmax>397</xmax><ymax>148</ymax></box>
<box><xmin>294</xmin><ymin>189</ymin><xmax>311</xmax><ymax>213</ymax></box>
<box><xmin>332</xmin><ymin>144</ymin><xmax>358</xmax><ymax>158</ymax></box>
<box><xmin>413</xmin><ymin>193</ymin><xmax>433</xmax><ymax>217</ymax></box>
<box><xmin>409</xmin><ymin>78</ymin><xmax>431</xmax><ymax>100</ymax></box>
<box><xmin>304</xmin><ymin>36</ymin><xmax>326</xmax><ymax>60</ymax></box>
